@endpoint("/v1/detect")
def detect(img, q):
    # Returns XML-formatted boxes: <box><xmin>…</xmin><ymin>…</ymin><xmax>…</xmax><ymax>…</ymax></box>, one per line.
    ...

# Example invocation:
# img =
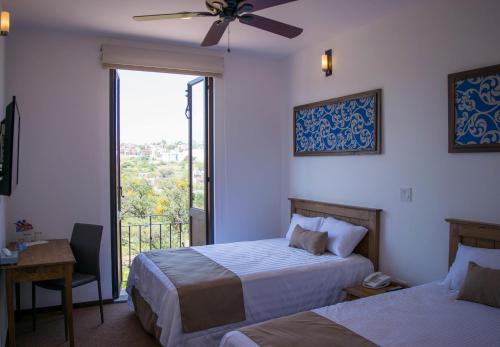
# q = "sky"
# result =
<box><xmin>119</xmin><ymin>70</ymin><xmax>204</xmax><ymax>145</ymax></box>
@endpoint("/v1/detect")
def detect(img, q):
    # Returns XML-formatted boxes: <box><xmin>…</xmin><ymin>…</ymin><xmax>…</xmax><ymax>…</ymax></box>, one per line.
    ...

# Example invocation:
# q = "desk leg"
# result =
<box><xmin>15</xmin><ymin>283</ymin><xmax>20</xmax><ymax>318</ymax></box>
<box><xmin>6</xmin><ymin>270</ymin><xmax>16</xmax><ymax>347</ymax></box>
<box><xmin>64</xmin><ymin>264</ymin><xmax>74</xmax><ymax>347</ymax></box>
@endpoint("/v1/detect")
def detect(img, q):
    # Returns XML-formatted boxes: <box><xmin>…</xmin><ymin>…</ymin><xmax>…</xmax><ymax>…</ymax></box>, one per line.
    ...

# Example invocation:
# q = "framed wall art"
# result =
<box><xmin>448</xmin><ymin>64</ymin><xmax>500</xmax><ymax>153</ymax></box>
<box><xmin>294</xmin><ymin>89</ymin><xmax>382</xmax><ymax>156</ymax></box>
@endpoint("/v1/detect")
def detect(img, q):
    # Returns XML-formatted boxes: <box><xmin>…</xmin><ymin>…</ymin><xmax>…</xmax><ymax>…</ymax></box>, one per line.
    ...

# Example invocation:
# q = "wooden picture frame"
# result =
<box><xmin>448</xmin><ymin>64</ymin><xmax>500</xmax><ymax>153</ymax></box>
<box><xmin>293</xmin><ymin>89</ymin><xmax>382</xmax><ymax>156</ymax></box>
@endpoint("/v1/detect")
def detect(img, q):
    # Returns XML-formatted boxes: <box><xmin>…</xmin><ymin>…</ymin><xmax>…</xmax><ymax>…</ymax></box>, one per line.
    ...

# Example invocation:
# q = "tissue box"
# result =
<box><xmin>0</xmin><ymin>251</ymin><xmax>19</xmax><ymax>265</ymax></box>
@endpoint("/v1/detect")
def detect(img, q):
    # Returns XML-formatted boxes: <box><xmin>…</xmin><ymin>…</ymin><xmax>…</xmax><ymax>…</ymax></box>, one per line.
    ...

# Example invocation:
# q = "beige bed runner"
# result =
<box><xmin>145</xmin><ymin>248</ymin><xmax>245</xmax><ymax>333</ymax></box>
<box><xmin>240</xmin><ymin>311</ymin><xmax>378</xmax><ymax>347</ymax></box>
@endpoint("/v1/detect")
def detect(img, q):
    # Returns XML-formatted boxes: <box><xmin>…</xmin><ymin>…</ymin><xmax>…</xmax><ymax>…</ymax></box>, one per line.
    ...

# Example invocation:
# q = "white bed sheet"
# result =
<box><xmin>127</xmin><ymin>238</ymin><xmax>373</xmax><ymax>347</ymax></box>
<box><xmin>220</xmin><ymin>282</ymin><xmax>500</xmax><ymax>347</ymax></box>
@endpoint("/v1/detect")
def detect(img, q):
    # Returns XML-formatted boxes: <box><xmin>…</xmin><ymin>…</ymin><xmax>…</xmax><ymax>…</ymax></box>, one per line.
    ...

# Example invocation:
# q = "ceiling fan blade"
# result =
<box><xmin>133</xmin><ymin>12</ymin><xmax>215</xmax><ymax>21</ymax></box>
<box><xmin>238</xmin><ymin>14</ymin><xmax>303</xmax><ymax>38</ymax></box>
<box><xmin>201</xmin><ymin>20</ymin><xmax>230</xmax><ymax>47</ymax></box>
<box><xmin>238</xmin><ymin>0</ymin><xmax>298</xmax><ymax>13</ymax></box>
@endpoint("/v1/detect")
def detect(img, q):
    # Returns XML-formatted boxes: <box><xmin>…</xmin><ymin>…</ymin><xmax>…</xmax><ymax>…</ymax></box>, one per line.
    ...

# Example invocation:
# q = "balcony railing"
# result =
<box><xmin>120</xmin><ymin>215</ymin><xmax>190</xmax><ymax>286</ymax></box>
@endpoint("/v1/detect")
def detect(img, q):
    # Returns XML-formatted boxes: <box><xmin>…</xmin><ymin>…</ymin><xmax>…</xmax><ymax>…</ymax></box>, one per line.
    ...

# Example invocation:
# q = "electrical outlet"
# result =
<box><xmin>400</xmin><ymin>188</ymin><xmax>412</xmax><ymax>202</ymax></box>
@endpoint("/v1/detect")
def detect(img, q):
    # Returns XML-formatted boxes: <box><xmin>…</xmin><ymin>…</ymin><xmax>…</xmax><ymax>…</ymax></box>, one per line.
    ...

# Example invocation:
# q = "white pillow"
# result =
<box><xmin>319</xmin><ymin>217</ymin><xmax>368</xmax><ymax>258</ymax></box>
<box><xmin>285</xmin><ymin>214</ymin><xmax>323</xmax><ymax>240</ymax></box>
<box><xmin>444</xmin><ymin>243</ymin><xmax>500</xmax><ymax>291</ymax></box>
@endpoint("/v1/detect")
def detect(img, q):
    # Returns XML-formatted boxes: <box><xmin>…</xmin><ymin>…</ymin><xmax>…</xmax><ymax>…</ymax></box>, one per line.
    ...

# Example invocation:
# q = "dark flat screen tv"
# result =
<box><xmin>0</xmin><ymin>96</ymin><xmax>16</xmax><ymax>196</ymax></box>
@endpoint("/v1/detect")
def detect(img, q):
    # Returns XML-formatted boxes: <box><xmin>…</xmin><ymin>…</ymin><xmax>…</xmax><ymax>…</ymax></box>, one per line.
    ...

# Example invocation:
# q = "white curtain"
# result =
<box><xmin>101</xmin><ymin>44</ymin><xmax>224</xmax><ymax>77</ymax></box>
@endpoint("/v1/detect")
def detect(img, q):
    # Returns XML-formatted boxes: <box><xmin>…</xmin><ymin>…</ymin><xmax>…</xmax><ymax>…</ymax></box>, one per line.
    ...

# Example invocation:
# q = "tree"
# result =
<box><xmin>121</xmin><ymin>177</ymin><xmax>157</xmax><ymax>219</ymax></box>
<box><xmin>157</xmin><ymin>177</ymin><xmax>189</xmax><ymax>223</ymax></box>
<box><xmin>120</xmin><ymin>149</ymin><xmax>192</xmax><ymax>288</ymax></box>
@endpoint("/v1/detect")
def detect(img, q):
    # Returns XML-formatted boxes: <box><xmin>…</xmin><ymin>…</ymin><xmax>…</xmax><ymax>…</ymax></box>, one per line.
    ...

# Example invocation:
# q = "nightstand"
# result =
<box><xmin>344</xmin><ymin>282</ymin><xmax>408</xmax><ymax>301</ymax></box>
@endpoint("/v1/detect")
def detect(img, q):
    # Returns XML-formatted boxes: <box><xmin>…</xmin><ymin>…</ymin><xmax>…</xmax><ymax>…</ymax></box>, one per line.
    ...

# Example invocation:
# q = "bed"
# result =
<box><xmin>220</xmin><ymin>219</ymin><xmax>500</xmax><ymax>347</ymax></box>
<box><xmin>126</xmin><ymin>198</ymin><xmax>382</xmax><ymax>347</ymax></box>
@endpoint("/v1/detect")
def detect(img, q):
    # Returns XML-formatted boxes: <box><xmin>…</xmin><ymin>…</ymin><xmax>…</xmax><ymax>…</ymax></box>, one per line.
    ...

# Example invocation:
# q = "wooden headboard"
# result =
<box><xmin>290</xmin><ymin>198</ymin><xmax>382</xmax><ymax>270</ymax></box>
<box><xmin>447</xmin><ymin>219</ymin><xmax>500</xmax><ymax>268</ymax></box>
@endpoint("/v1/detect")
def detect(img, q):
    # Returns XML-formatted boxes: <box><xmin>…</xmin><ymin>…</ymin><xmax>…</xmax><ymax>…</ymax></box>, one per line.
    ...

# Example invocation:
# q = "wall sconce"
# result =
<box><xmin>321</xmin><ymin>49</ymin><xmax>333</xmax><ymax>77</ymax></box>
<box><xmin>0</xmin><ymin>11</ymin><xmax>10</xmax><ymax>36</ymax></box>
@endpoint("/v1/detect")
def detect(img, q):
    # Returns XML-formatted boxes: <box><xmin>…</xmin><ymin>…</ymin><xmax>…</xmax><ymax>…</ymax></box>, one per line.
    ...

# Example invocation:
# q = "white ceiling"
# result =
<box><xmin>3</xmin><ymin>0</ymin><xmax>414</xmax><ymax>57</ymax></box>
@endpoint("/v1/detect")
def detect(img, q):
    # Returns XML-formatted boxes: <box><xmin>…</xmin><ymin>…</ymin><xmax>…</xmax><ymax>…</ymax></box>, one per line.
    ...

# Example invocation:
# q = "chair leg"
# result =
<box><xmin>97</xmin><ymin>279</ymin><xmax>104</xmax><ymax>324</ymax></box>
<box><xmin>31</xmin><ymin>283</ymin><xmax>37</xmax><ymax>331</ymax></box>
<box><xmin>61</xmin><ymin>290</ymin><xmax>68</xmax><ymax>341</ymax></box>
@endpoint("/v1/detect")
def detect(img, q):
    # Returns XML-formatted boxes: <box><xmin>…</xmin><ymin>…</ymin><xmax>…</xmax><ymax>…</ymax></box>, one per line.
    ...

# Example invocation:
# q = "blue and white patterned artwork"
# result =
<box><xmin>454</xmin><ymin>73</ymin><xmax>500</xmax><ymax>147</ymax></box>
<box><xmin>294</xmin><ymin>90</ymin><xmax>380</xmax><ymax>155</ymax></box>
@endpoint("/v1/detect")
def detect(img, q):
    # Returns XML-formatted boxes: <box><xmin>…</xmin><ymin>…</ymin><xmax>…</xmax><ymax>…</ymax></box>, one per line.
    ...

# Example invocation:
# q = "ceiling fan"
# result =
<box><xmin>133</xmin><ymin>0</ymin><xmax>303</xmax><ymax>47</ymax></box>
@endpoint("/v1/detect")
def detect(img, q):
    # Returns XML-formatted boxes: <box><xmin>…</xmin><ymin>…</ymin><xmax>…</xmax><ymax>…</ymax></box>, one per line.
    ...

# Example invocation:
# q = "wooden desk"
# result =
<box><xmin>0</xmin><ymin>240</ymin><xmax>76</xmax><ymax>347</ymax></box>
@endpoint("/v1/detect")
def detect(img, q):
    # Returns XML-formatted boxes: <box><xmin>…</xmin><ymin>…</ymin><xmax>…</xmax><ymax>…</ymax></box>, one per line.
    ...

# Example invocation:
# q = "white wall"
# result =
<box><xmin>214</xmin><ymin>54</ymin><xmax>285</xmax><ymax>243</ymax></box>
<box><xmin>5</xmin><ymin>30</ymin><xmax>113</xmax><ymax>308</ymax></box>
<box><xmin>5</xmin><ymin>29</ymin><xmax>285</xmax><ymax>307</ymax></box>
<box><xmin>282</xmin><ymin>0</ymin><xmax>500</xmax><ymax>285</ymax></box>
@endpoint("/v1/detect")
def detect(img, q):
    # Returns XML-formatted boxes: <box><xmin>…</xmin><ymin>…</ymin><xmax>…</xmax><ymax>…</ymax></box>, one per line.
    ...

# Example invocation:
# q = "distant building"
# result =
<box><xmin>121</xmin><ymin>142</ymin><xmax>193</xmax><ymax>162</ymax></box>
<box><xmin>162</xmin><ymin>150</ymin><xmax>182</xmax><ymax>162</ymax></box>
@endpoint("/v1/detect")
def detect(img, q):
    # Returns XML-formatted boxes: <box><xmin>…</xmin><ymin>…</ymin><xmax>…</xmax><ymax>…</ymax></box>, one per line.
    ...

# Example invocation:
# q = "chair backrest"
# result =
<box><xmin>70</xmin><ymin>223</ymin><xmax>103</xmax><ymax>277</ymax></box>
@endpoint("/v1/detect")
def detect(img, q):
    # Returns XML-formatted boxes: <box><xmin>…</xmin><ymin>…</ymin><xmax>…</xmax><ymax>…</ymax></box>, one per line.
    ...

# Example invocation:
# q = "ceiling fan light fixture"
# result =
<box><xmin>206</xmin><ymin>0</ymin><xmax>228</xmax><ymax>12</ymax></box>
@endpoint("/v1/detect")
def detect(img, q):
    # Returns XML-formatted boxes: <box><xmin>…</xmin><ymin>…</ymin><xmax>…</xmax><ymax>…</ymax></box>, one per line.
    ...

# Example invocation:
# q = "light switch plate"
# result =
<box><xmin>400</xmin><ymin>188</ymin><xmax>412</xmax><ymax>202</ymax></box>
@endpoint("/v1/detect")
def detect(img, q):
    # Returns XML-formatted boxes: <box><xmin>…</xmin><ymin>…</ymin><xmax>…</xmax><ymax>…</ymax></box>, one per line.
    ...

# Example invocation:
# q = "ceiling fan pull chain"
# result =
<box><xmin>227</xmin><ymin>26</ymin><xmax>231</xmax><ymax>53</ymax></box>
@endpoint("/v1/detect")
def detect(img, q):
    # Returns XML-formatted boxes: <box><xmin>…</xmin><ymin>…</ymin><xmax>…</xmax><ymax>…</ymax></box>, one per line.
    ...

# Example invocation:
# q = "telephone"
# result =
<box><xmin>0</xmin><ymin>247</ymin><xmax>18</xmax><ymax>265</ymax></box>
<box><xmin>363</xmin><ymin>272</ymin><xmax>391</xmax><ymax>289</ymax></box>
<box><xmin>1</xmin><ymin>248</ymin><xmax>13</xmax><ymax>257</ymax></box>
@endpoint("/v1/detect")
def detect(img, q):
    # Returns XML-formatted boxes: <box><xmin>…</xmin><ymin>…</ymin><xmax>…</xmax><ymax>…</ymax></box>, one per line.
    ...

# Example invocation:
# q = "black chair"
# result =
<box><xmin>32</xmin><ymin>223</ymin><xmax>104</xmax><ymax>338</ymax></box>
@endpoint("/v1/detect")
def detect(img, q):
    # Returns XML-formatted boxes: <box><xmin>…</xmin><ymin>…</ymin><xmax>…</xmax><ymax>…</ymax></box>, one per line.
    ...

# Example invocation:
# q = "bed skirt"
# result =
<box><xmin>131</xmin><ymin>286</ymin><xmax>163</xmax><ymax>341</ymax></box>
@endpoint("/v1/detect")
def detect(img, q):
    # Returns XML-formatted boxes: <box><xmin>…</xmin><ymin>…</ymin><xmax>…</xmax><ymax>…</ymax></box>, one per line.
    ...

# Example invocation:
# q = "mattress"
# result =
<box><xmin>127</xmin><ymin>238</ymin><xmax>373</xmax><ymax>347</ymax></box>
<box><xmin>221</xmin><ymin>282</ymin><xmax>500</xmax><ymax>347</ymax></box>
